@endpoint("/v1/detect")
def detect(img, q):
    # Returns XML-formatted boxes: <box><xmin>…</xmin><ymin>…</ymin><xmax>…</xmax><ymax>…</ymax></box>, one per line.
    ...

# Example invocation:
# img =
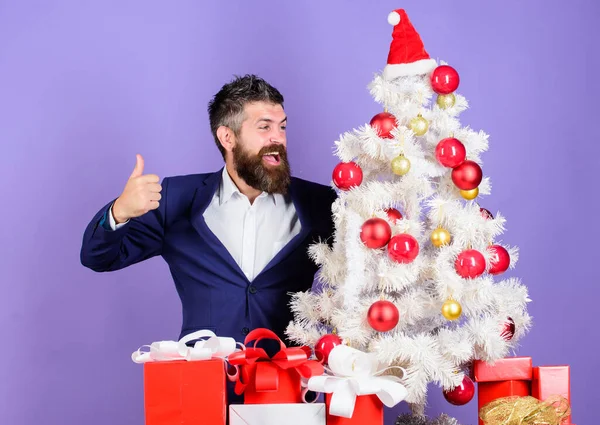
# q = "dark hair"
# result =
<box><xmin>208</xmin><ymin>74</ymin><xmax>284</xmax><ymax>159</ymax></box>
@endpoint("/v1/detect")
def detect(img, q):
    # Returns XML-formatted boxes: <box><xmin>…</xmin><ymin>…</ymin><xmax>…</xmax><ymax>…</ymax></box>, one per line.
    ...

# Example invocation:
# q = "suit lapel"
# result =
<box><xmin>189</xmin><ymin>169</ymin><xmax>250</xmax><ymax>282</ymax></box>
<box><xmin>254</xmin><ymin>178</ymin><xmax>313</xmax><ymax>279</ymax></box>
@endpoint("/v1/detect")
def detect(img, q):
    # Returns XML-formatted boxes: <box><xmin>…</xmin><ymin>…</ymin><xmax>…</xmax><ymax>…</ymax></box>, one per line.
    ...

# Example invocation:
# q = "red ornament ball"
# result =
<box><xmin>367</xmin><ymin>300</ymin><xmax>399</xmax><ymax>332</ymax></box>
<box><xmin>451</xmin><ymin>160</ymin><xmax>483</xmax><ymax>190</ymax></box>
<box><xmin>488</xmin><ymin>244</ymin><xmax>510</xmax><ymax>275</ymax></box>
<box><xmin>431</xmin><ymin>65</ymin><xmax>460</xmax><ymax>95</ymax></box>
<box><xmin>384</xmin><ymin>208</ymin><xmax>403</xmax><ymax>224</ymax></box>
<box><xmin>455</xmin><ymin>249</ymin><xmax>486</xmax><ymax>278</ymax></box>
<box><xmin>387</xmin><ymin>234</ymin><xmax>419</xmax><ymax>264</ymax></box>
<box><xmin>370</xmin><ymin>112</ymin><xmax>397</xmax><ymax>139</ymax></box>
<box><xmin>314</xmin><ymin>333</ymin><xmax>343</xmax><ymax>364</ymax></box>
<box><xmin>332</xmin><ymin>161</ymin><xmax>363</xmax><ymax>191</ymax></box>
<box><xmin>435</xmin><ymin>137</ymin><xmax>466</xmax><ymax>168</ymax></box>
<box><xmin>443</xmin><ymin>375</ymin><xmax>475</xmax><ymax>406</ymax></box>
<box><xmin>360</xmin><ymin>218</ymin><xmax>392</xmax><ymax>249</ymax></box>
<box><xmin>500</xmin><ymin>317</ymin><xmax>516</xmax><ymax>341</ymax></box>
<box><xmin>480</xmin><ymin>208</ymin><xmax>494</xmax><ymax>220</ymax></box>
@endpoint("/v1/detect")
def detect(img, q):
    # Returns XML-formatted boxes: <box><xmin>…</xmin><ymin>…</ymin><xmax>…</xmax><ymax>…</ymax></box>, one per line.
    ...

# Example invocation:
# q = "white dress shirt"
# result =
<box><xmin>110</xmin><ymin>168</ymin><xmax>301</xmax><ymax>281</ymax></box>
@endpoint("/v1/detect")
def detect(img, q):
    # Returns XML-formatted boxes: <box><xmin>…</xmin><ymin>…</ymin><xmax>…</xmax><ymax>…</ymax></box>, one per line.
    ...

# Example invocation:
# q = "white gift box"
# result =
<box><xmin>229</xmin><ymin>403</ymin><xmax>326</xmax><ymax>425</ymax></box>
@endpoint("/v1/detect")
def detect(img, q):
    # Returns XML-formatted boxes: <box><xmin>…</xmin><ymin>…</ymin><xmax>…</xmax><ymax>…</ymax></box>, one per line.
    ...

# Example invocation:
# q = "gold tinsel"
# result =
<box><xmin>479</xmin><ymin>395</ymin><xmax>571</xmax><ymax>425</ymax></box>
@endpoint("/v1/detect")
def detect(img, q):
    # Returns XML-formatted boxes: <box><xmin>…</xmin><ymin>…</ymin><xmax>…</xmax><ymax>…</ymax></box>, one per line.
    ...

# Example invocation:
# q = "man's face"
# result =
<box><xmin>231</xmin><ymin>102</ymin><xmax>291</xmax><ymax>194</ymax></box>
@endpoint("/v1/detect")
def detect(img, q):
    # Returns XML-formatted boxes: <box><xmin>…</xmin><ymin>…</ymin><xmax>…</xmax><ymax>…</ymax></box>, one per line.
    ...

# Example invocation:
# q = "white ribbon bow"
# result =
<box><xmin>307</xmin><ymin>345</ymin><xmax>408</xmax><ymax>418</ymax></box>
<box><xmin>131</xmin><ymin>329</ymin><xmax>238</xmax><ymax>363</ymax></box>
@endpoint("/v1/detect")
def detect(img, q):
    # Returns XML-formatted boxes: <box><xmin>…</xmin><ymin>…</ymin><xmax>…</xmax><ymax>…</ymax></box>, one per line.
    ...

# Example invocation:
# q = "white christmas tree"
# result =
<box><xmin>286</xmin><ymin>8</ymin><xmax>531</xmax><ymax>415</ymax></box>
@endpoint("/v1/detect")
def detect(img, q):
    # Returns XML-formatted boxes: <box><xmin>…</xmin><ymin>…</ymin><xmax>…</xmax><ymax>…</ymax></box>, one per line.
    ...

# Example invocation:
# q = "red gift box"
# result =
<box><xmin>144</xmin><ymin>359</ymin><xmax>226</xmax><ymax>425</ymax></box>
<box><xmin>474</xmin><ymin>356</ymin><xmax>533</xmax><ymax>382</ymax></box>
<box><xmin>228</xmin><ymin>328</ymin><xmax>324</xmax><ymax>404</ymax></box>
<box><xmin>532</xmin><ymin>366</ymin><xmax>571</xmax><ymax>424</ymax></box>
<box><xmin>474</xmin><ymin>357</ymin><xmax>532</xmax><ymax>425</ymax></box>
<box><xmin>325</xmin><ymin>394</ymin><xmax>382</xmax><ymax>425</ymax></box>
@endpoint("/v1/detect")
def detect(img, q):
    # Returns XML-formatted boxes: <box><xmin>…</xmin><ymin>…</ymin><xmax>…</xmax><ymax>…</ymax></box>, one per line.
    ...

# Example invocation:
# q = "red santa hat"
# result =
<box><xmin>383</xmin><ymin>9</ymin><xmax>438</xmax><ymax>80</ymax></box>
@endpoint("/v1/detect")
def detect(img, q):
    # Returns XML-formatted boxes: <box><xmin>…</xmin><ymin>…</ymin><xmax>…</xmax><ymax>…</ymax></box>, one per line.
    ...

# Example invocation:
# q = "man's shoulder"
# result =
<box><xmin>164</xmin><ymin>171</ymin><xmax>217</xmax><ymax>188</ymax></box>
<box><xmin>291</xmin><ymin>177</ymin><xmax>336</xmax><ymax>237</ymax></box>
<box><xmin>291</xmin><ymin>176</ymin><xmax>334</xmax><ymax>194</ymax></box>
<box><xmin>161</xmin><ymin>171</ymin><xmax>220</xmax><ymax>210</ymax></box>
<box><xmin>290</xmin><ymin>176</ymin><xmax>337</xmax><ymax>207</ymax></box>
<box><xmin>160</xmin><ymin>171</ymin><xmax>220</xmax><ymax>223</ymax></box>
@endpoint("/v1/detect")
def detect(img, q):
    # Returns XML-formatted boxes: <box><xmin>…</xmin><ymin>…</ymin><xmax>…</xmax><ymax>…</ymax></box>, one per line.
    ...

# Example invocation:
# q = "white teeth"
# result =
<box><xmin>263</xmin><ymin>152</ymin><xmax>278</xmax><ymax>156</ymax></box>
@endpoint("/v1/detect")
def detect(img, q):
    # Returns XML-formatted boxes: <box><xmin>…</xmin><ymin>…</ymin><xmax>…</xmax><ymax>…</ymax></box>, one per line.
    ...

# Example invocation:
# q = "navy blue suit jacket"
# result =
<box><xmin>80</xmin><ymin>169</ymin><xmax>336</xmax><ymax>344</ymax></box>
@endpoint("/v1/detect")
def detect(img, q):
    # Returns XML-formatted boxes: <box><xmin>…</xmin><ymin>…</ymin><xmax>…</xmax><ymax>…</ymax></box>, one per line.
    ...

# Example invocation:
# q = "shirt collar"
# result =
<box><xmin>219</xmin><ymin>167</ymin><xmax>278</xmax><ymax>206</ymax></box>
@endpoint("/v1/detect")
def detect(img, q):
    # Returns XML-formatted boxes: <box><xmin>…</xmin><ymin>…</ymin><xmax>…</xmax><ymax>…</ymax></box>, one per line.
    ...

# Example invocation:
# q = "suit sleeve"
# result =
<box><xmin>80</xmin><ymin>177</ymin><xmax>169</xmax><ymax>272</ymax></box>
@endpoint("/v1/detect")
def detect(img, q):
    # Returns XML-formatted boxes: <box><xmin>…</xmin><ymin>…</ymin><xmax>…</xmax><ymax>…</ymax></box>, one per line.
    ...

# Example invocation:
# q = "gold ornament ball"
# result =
<box><xmin>409</xmin><ymin>115</ymin><xmax>429</xmax><ymax>136</ymax></box>
<box><xmin>391</xmin><ymin>155</ymin><xmax>411</xmax><ymax>176</ymax></box>
<box><xmin>437</xmin><ymin>93</ymin><xmax>456</xmax><ymax>109</ymax></box>
<box><xmin>442</xmin><ymin>299</ymin><xmax>462</xmax><ymax>320</ymax></box>
<box><xmin>431</xmin><ymin>227</ymin><xmax>451</xmax><ymax>247</ymax></box>
<box><xmin>460</xmin><ymin>187</ymin><xmax>479</xmax><ymax>200</ymax></box>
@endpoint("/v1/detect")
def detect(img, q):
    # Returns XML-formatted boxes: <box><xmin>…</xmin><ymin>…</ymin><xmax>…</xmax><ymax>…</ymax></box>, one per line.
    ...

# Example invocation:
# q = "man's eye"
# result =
<box><xmin>260</xmin><ymin>126</ymin><xmax>269</xmax><ymax>130</ymax></box>
<box><xmin>281</xmin><ymin>126</ymin><xmax>287</xmax><ymax>130</ymax></box>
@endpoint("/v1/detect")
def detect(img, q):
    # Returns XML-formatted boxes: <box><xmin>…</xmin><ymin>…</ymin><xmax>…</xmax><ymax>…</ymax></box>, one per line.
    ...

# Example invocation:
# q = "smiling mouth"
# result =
<box><xmin>262</xmin><ymin>151</ymin><xmax>281</xmax><ymax>165</ymax></box>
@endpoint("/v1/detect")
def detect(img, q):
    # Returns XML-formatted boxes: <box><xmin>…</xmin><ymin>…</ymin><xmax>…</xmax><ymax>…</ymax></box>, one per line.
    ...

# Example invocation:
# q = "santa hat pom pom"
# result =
<box><xmin>387</xmin><ymin>11</ymin><xmax>401</xmax><ymax>26</ymax></box>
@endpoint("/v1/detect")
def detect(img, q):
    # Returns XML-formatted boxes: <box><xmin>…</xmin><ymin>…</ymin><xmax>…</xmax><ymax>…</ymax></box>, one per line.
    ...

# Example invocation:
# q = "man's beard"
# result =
<box><xmin>232</xmin><ymin>142</ymin><xmax>291</xmax><ymax>195</ymax></box>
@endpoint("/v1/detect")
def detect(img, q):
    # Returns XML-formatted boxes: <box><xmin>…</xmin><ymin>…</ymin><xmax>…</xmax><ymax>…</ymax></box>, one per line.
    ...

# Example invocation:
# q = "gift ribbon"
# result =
<box><xmin>131</xmin><ymin>329</ymin><xmax>238</xmax><ymax>363</ymax></box>
<box><xmin>307</xmin><ymin>345</ymin><xmax>408</xmax><ymax>418</ymax></box>
<box><xmin>227</xmin><ymin>328</ymin><xmax>324</xmax><ymax>395</ymax></box>
<box><xmin>479</xmin><ymin>395</ymin><xmax>571</xmax><ymax>425</ymax></box>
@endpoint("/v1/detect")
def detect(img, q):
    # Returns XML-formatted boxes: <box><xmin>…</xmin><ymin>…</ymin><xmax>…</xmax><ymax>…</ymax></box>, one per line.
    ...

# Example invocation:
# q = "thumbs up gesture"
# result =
<box><xmin>112</xmin><ymin>154</ymin><xmax>162</xmax><ymax>224</ymax></box>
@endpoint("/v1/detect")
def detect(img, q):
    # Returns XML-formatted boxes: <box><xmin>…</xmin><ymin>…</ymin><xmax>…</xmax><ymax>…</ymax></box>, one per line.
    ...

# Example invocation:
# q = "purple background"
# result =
<box><xmin>0</xmin><ymin>1</ymin><xmax>597</xmax><ymax>424</ymax></box>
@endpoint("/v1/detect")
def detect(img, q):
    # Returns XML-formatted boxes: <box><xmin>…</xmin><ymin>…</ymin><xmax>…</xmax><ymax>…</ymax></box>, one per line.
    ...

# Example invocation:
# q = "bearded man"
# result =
<box><xmin>80</xmin><ymin>75</ymin><xmax>336</xmax><ymax>348</ymax></box>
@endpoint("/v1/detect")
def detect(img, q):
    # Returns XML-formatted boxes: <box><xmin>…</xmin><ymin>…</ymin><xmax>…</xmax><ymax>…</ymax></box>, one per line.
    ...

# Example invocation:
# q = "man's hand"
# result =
<box><xmin>112</xmin><ymin>154</ymin><xmax>162</xmax><ymax>224</ymax></box>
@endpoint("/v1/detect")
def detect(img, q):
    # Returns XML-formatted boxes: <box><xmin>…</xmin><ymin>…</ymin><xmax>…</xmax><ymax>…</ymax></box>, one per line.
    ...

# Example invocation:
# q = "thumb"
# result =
<box><xmin>130</xmin><ymin>154</ymin><xmax>145</xmax><ymax>178</ymax></box>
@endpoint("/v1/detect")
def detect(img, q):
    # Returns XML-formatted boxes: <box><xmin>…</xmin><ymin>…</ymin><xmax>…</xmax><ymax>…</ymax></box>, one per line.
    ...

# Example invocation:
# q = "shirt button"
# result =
<box><xmin>242</xmin><ymin>327</ymin><xmax>250</xmax><ymax>335</ymax></box>
<box><xmin>248</xmin><ymin>286</ymin><xmax>257</xmax><ymax>294</ymax></box>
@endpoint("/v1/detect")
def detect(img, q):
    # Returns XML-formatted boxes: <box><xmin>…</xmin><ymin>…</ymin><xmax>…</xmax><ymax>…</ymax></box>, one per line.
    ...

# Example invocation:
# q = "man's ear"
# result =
<box><xmin>216</xmin><ymin>126</ymin><xmax>235</xmax><ymax>153</ymax></box>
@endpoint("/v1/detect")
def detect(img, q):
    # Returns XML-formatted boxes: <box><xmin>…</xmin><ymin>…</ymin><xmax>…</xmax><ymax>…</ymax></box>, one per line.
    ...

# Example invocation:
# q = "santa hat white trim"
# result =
<box><xmin>383</xmin><ymin>58</ymin><xmax>438</xmax><ymax>80</ymax></box>
<box><xmin>387</xmin><ymin>11</ymin><xmax>401</xmax><ymax>26</ymax></box>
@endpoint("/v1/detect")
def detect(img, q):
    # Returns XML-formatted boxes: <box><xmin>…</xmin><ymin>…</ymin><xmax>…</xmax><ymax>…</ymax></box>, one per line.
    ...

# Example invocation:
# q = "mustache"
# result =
<box><xmin>257</xmin><ymin>145</ymin><xmax>287</xmax><ymax>157</ymax></box>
